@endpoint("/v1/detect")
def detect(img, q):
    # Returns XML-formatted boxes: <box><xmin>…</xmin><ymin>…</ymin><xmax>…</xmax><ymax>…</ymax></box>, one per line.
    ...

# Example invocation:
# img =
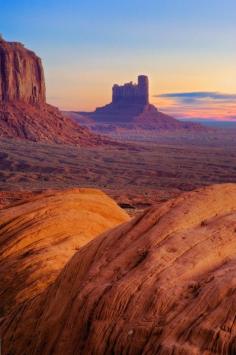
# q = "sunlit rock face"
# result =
<box><xmin>0</xmin><ymin>38</ymin><xmax>46</xmax><ymax>105</ymax></box>
<box><xmin>1</xmin><ymin>184</ymin><xmax>236</xmax><ymax>354</ymax></box>
<box><xmin>0</xmin><ymin>37</ymin><xmax>111</xmax><ymax>145</ymax></box>
<box><xmin>0</xmin><ymin>188</ymin><xmax>130</xmax><ymax>317</ymax></box>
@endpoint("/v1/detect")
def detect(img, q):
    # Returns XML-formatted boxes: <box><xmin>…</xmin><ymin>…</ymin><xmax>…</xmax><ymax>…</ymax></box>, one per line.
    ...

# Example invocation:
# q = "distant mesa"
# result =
<box><xmin>78</xmin><ymin>75</ymin><xmax>152</xmax><ymax>124</ymax></box>
<box><xmin>0</xmin><ymin>37</ymin><xmax>108</xmax><ymax>146</ymax></box>
<box><xmin>112</xmin><ymin>75</ymin><xmax>149</xmax><ymax>106</ymax></box>
<box><xmin>72</xmin><ymin>75</ymin><xmax>205</xmax><ymax>136</ymax></box>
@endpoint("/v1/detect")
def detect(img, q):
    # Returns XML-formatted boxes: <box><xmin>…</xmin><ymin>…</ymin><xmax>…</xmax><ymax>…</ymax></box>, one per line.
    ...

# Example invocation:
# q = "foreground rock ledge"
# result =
<box><xmin>1</xmin><ymin>183</ymin><xmax>236</xmax><ymax>354</ymax></box>
<box><xmin>0</xmin><ymin>188</ymin><xmax>129</xmax><ymax>317</ymax></box>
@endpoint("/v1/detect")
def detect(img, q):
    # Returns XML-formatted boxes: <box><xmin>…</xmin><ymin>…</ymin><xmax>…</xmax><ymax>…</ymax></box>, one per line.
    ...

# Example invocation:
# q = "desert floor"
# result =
<box><xmin>1</xmin><ymin>136</ymin><xmax>236</xmax><ymax>213</ymax></box>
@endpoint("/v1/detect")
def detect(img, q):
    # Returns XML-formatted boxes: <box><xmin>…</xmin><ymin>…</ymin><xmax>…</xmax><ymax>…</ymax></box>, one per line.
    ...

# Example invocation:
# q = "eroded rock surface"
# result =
<box><xmin>0</xmin><ymin>188</ymin><xmax>129</xmax><ymax>317</ymax></box>
<box><xmin>0</xmin><ymin>38</ymin><xmax>110</xmax><ymax>145</ymax></box>
<box><xmin>0</xmin><ymin>38</ymin><xmax>45</xmax><ymax>104</ymax></box>
<box><xmin>0</xmin><ymin>101</ymin><xmax>112</xmax><ymax>145</ymax></box>
<box><xmin>1</xmin><ymin>184</ymin><xmax>236</xmax><ymax>354</ymax></box>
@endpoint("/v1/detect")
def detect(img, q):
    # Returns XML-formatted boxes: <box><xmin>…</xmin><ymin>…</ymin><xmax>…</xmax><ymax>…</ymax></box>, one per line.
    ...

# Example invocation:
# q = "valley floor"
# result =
<box><xmin>0</xmin><ymin>136</ymin><xmax>236</xmax><ymax>213</ymax></box>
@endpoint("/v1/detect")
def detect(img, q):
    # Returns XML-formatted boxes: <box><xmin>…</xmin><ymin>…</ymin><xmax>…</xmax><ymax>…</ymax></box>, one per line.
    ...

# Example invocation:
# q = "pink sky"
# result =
<box><xmin>153</xmin><ymin>93</ymin><xmax>236</xmax><ymax>121</ymax></box>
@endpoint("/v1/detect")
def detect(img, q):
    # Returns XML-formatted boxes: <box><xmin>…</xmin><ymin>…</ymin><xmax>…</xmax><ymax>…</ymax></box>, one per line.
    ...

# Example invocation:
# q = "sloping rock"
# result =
<box><xmin>0</xmin><ymin>190</ymin><xmax>38</xmax><ymax>209</ymax></box>
<box><xmin>0</xmin><ymin>38</ymin><xmax>110</xmax><ymax>146</ymax></box>
<box><xmin>81</xmin><ymin>103</ymin><xmax>200</xmax><ymax>128</ymax></box>
<box><xmin>0</xmin><ymin>188</ymin><xmax>129</xmax><ymax>317</ymax></box>
<box><xmin>1</xmin><ymin>184</ymin><xmax>236</xmax><ymax>354</ymax></box>
<box><xmin>0</xmin><ymin>101</ymin><xmax>110</xmax><ymax>145</ymax></box>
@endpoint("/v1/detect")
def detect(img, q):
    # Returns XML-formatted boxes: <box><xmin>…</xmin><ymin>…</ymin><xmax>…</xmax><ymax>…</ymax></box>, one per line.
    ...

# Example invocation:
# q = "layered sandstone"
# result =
<box><xmin>1</xmin><ymin>184</ymin><xmax>236</xmax><ymax>354</ymax></box>
<box><xmin>0</xmin><ymin>188</ymin><xmax>129</xmax><ymax>317</ymax></box>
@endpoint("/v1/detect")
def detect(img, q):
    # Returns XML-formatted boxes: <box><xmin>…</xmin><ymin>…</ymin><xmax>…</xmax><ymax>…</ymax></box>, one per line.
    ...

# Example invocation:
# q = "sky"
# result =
<box><xmin>1</xmin><ymin>0</ymin><xmax>236</xmax><ymax>120</ymax></box>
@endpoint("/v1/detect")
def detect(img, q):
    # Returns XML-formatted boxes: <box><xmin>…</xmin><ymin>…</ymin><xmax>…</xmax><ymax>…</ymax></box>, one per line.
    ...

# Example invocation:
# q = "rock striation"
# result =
<box><xmin>1</xmin><ymin>183</ymin><xmax>236</xmax><ymax>354</ymax></box>
<box><xmin>0</xmin><ymin>37</ymin><xmax>109</xmax><ymax>145</ymax></box>
<box><xmin>0</xmin><ymin>38</ymin><xmax>46</xmax><ymax>105</ymax></box>
<box><xmin>0</xmin><ymin>188</ymin><xmax>129</xmax><ymax>317</ymax></box>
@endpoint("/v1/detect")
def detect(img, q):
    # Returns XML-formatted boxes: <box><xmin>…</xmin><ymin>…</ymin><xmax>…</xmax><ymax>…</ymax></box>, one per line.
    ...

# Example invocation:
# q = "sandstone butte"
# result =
<box><xmin>0</xmin><ymin>37</ymin><xmax>109</xmax><ymax>146</ymax></box>
<box><xmin>0</xmin><ymin>188</ymin><xmax>129</xmax><ymax>317</ymax></box>
<box><xmin>75</xmin><ymin>75</ymin><xmax>205</xmax><ymax>135</ymax></box>
<box><xmin>1</xmin><ymin>183</ymin><xmax>236</xmax><ymax>354</ymax></box>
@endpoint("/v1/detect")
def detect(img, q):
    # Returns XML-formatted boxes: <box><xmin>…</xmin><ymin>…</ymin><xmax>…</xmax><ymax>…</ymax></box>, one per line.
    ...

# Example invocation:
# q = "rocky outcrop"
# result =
<box><xmin>0</xmin><ymin>101</ymin><xmax>112</xmax><ymax>145</ymax></box>
<box><xmin>1</xmin><ymin>184</ymin><xmax>236</xmax><ymax>354</ymax></box>
<box><xmin>74</xmin><ymin>75</ymin><xmax>206</xmax><ymax>137</ymax></box>
<box><xmin>0</xmin><ymin>191</ymin><xmax>37</xmax><ymax>210</ymax></box>
<box><xmin>71</xmin><ymin>105</ymin><xmax>205</xmax><ymax>140</ymax></box>
<box><xmin>0</xmin><ymin>37</ymin><xmax>110</xmax><ymax>146</ymax></box>
<box><xmin>0</xmin><ymin>38</ymin><xmax>45</xmax><ymax>104</ymax></box>
<box><xmin>0</xmin><ymin>188</ymin><xmax>129</xmax><ymax>317</ymax></box>
<box><xmin>112</xmin><ymin>75</ymin><xmax>149</xmax><ymax>106</ymax></box>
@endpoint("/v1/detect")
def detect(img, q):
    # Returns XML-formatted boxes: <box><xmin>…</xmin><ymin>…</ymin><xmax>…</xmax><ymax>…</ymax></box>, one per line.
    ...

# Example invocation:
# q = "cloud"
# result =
<box><xmin>154</xmin><ymin>91</ymin><xmax>236</xmax><ymax>104</ymax></box>
<box><xmin>227</xmin><ymin>115</ymin><xmax>236</xmax><ymax>120</ymax></box>
<box><xmin>152</xmin><ymin>91</ymin><xmax>236</xmax><ymax>120</ymax></box>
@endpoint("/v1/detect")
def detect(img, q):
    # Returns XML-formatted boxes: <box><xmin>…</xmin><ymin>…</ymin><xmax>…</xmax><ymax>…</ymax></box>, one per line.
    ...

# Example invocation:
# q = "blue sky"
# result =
<box><xmin>1</xmin><ymin>0</ymin><xmax>236</xmax><ymax>119</ymax></box>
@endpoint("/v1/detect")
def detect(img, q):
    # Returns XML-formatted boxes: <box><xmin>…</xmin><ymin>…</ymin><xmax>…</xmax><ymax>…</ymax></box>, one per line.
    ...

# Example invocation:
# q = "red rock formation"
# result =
<box><xmin>0</xmin><ymin>190</ymin><xmax>38</xmax><ymax>210</ymax></box>
<box><xmin>112</xmin><ymin>75</ymin><xmax>149</xmax><ymax>106</ymax></box>
<box><xmin>74</xmin><ymin>75</ymin><xmax>206</xmax><ymax>136</ymax></box>
<box><xmin>1</xmin><ymin>184</ymin><xmax>236</xmax><ymax>354</ymax></box>
<box><xmin>0</xmin><ymin>101</ymin><xmax>112</xmax><ymax>145</ymax></box>
<box><xmin>0</xmin><ymin>37</ymin><xmax>110</xmax><ymax>145</ymax></box>
<box><xmin>0</xmin><ymin>39</ymin><xmax>45</xmax><ymax>104</ymax></box>
<box><xmin>0</xmin><ymin>188</ymin><xmax>129</xmax><ymax>317</ymax></box>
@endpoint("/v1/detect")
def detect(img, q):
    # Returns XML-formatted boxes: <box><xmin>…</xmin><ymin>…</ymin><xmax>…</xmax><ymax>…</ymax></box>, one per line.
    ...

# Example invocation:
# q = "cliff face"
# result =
<box><xmin>0</xmin><ymin>38</ymin><xmax>111</xmax><ymax>146</ymax></box>
<box><xmin>112</xmin><ymin>75</ymin><xmax>149</xmax><ymax>106</ymax></box>
<box><xmin>0</xmin><ymin>39</ymin><xmax>46</xmax><ymax>104</ymax></box>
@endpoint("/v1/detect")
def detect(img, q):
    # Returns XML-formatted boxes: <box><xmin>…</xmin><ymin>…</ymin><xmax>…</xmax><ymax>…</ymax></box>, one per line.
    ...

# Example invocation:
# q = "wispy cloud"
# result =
<box><xmin>155</xmin><ymin>92</ymin><xmax>236</xmax><ymax>104</ymax></box>
<box><xmin>153</xmin><ymin>91</ymin><xmax>236</xmax><ymax>120</ymax></box>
